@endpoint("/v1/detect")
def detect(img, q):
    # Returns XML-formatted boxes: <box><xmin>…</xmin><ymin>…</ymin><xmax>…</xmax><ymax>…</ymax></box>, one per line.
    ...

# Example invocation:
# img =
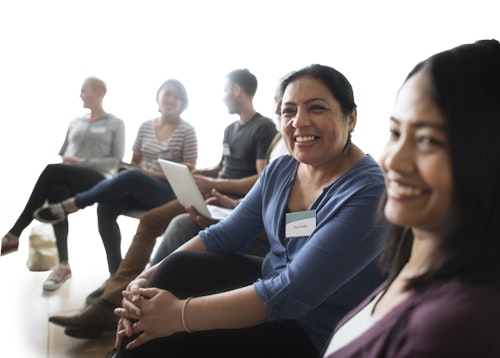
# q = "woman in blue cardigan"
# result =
<box><xmin>109</xmin><ymin>64</ymin><xmax>389</xmax><ymax>358</ymax></box>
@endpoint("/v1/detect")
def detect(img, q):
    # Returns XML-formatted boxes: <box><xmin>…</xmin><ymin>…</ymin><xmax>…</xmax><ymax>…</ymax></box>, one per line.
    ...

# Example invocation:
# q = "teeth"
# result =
<box><xmin>389</xmin><ymin>182</ymin><xmax>423</xmax><ymax>196</ymax></box>
<box><xmin>296</xmin><ymin>136</ymin><xmax>317</xmax><ymax>142</ymax></box>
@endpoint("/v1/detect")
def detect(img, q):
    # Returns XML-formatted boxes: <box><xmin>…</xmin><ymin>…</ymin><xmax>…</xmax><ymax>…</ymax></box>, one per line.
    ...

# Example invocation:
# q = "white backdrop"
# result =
<box><xmin>0</xmin><ymin>0</ymin><xmax>498</xmax><ymax>205</ymax></box>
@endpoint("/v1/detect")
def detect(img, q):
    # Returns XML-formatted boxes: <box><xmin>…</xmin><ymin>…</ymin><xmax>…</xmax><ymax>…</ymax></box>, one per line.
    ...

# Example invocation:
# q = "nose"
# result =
<box><xmin>381</xmin><ymin>136</ymin><xmax>414</xmax><ymax>173</ymax></box>
<box><xmin>291</xmin><ymin>108</ymin><xmax>311</xmax><ymax>128</ymax></box>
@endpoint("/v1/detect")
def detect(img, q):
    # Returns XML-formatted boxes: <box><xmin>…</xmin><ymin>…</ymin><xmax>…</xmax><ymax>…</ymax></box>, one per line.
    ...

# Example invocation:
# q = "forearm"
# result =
<box><xmin>182</xmin><ymin>285</ymin><xmax>268</xmax><ymax>332</ymax></box>
<box><xmin>213</xmin><ymin>174</ymin><xmax>259</xmax><ymax>197</ymax></box>
<box><xmin>141</xmin><ymin>169</ymin><xmax>166</xmax><ymax>181</ymax></box>
<box><xmin>192</xmin><ymin>162</ymin><xmax>222</xmax><ymax>178</ymax></box>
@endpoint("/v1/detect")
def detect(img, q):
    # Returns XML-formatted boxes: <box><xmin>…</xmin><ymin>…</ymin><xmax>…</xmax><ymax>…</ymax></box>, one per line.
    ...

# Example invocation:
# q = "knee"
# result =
<box><xmin>159</xmin><ymin>251</ymin><xmax>193</xmax><ymax>271</ymax></box>
<box><xmin>97</xmin><ymin>202</ymin><xmax>120</xmax><ymax>220</ymax></box>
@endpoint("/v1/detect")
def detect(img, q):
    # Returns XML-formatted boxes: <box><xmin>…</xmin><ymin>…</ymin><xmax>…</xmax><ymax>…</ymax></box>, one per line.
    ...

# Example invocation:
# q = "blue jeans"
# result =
<box><xmin>75</xmin><ymin>169</ymin><xmax>176</xmax><ymax>274</ymax></box>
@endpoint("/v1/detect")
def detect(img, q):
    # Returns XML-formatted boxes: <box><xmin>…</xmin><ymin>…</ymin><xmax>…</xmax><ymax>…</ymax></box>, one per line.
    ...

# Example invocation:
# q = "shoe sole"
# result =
<box><xmin>49</xmin><ymin>315</ymin><xmax>119</xmax><ymax>331</ymax></box>
<box><xmin>1</xmin><ymin>247</ymin><xmax>18</xmax><ymax>256</ymax></box>
<box><xmin>43</xmin><ymin>273</ymin><xmax>72</xmax><ymax>292</ymax></box>
<box><xmin>64</xmin><ymin>327</ymin><xmax>110</xmax><ymax>339</ymax></box>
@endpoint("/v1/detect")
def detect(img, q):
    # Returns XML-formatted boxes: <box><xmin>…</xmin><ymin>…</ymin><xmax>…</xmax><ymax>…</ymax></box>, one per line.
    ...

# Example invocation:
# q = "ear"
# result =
<box><xmin>233</xmin><ymin>84</ymin><xmax>242</xmax><ymax>97</ymax></box>
<box><xmin>348</xmin><ymin>108</ymin><xmax>357</xmax><ymax>133</ymax></box>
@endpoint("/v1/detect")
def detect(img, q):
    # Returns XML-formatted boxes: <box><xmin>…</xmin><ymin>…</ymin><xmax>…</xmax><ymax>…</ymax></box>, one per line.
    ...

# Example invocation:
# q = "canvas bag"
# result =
<box><xmin>26</xmin><ymin>224</ymin><xmax>58</xmax><ymax>271</ymax></box>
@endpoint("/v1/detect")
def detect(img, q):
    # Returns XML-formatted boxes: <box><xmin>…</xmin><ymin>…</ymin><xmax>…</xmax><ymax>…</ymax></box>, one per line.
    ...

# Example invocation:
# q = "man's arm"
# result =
<box><xmin>193</xmin><ymin>158</ymin><xmax>267</xmax><ymax>197</ymax></box>
<box><xmin>192</xmin><ymin>161</ymin><xmax>223</xmax><ymax>178</ymax></box>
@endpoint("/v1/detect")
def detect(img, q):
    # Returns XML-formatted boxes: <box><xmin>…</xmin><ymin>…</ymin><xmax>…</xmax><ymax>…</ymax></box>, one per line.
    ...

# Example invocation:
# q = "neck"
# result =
<box><xmin>405</xmin><ymin>229</ymin><xmax>441</xmax><ymax>275</ymax></box>
<box><xmin>237</xmin><ymin>105</ymin><xmax>257</xmax><ymax>125</ymax></box>
<box><xmin>89</xmin><ymin>107</ymin><xmax>106</xmax><ymax>121</ymax></box>
<box><xmin>158</xmin><ymin>114</ymin><xmax>181</xmax><ymax>125</ymax></box>
<box><xmin>300</xmin><ymin>145</ymin><xmax>364</xmax><ymax>186</ymax></box>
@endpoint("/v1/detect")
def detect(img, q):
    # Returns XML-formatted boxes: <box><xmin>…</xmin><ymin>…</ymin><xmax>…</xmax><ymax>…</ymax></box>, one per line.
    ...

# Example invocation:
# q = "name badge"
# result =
<box><xmin>285</xmin><ymin>210</ymin><xmax>316</xmax><ymax>238</ymax></box>
<box><xmin>222</xmin><ymin>144</ymin><xmax>231</xmax><ymax>156</ymax></box>
<box><xmin>90</xmin><ymin>126</ymin><xmax>106</xmax><ymax>134</ymax></box>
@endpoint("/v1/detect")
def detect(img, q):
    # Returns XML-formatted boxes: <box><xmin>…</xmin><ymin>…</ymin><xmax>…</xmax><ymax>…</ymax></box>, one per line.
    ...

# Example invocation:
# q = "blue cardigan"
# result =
<box><xmin>200</xmin><ymin>154</ymin><xmax>389</xmax><ymax>350</ymax></box>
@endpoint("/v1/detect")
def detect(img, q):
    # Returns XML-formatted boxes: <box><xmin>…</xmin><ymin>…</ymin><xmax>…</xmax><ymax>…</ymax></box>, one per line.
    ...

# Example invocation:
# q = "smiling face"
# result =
<box><xmin>157</xmin><ymin>84</ymin><xmax>183</xmax><ymax>116</ymax></box>
<box><xmin>280</xmin><ymin>76</ymin><xmax>355</xmax><ymax>167</ymax></box>
<box><xmin>380</xmin><ymin>70</ymin><xmax>453</xmax><ymax>232</ymax></box>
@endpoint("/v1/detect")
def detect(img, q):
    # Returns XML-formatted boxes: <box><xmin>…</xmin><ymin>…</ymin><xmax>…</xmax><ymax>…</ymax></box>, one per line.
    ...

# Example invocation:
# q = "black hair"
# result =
<box><xmin>278</xmin><ymin>64</ymin><xmax>356</xmax><ymax>117</ymax></box>
<box><xmin>381</xmin><ymin>39</ymin><xmax>500</xmax><ymax>289</ymax></box>
<box><xmin>226</xmin><ymin>69</ymin><xmax>258</xmax><ymax>97</ymax></box>
<box><xmin>156</xmin><ymin>79</ymin><xmax>189</xmax><ymax>114</ymax></box>
<box><xmin>278</xmin><ymin>64</ymin><xmax>357</xmax><ymax>149</ymax></box>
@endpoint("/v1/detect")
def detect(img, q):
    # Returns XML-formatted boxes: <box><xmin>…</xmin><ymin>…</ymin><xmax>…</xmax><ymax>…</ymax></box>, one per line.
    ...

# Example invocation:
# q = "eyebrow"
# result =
<box><xmin>283</xmin><ymin>97</ymin><xmax>329</xmax><ymax>106</ymax></box>
<box><xmin>390</xmin><ymin>117</ymin><xmax>447</xmax><ymax>131</ymax></box>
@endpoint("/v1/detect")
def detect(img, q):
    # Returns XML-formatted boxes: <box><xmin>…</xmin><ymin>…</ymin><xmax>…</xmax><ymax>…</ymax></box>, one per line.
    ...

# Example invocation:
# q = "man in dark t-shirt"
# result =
<box><xmin>193</xmin><ymin>68</ymin><xmax>277</xmax><ymax>198</ymax></box>
<box><xmin>219</xmin><ymin>113</ymin><xmax>276</xmax><ymax>179</ymax></box>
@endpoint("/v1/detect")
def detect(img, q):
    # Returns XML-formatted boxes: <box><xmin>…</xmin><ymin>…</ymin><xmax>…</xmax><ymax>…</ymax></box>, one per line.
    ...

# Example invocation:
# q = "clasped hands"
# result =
<box><xmin>113</xmin><ymin>277</ymin><xmax>183</xmax><ymax>350</ymax></box>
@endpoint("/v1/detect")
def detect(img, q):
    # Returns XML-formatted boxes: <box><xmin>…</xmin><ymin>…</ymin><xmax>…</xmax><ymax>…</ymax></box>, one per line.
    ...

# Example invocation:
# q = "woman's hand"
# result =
<box><xmin>113</xmin><ymin>276</ymin><xmax>148</xmax><ymax>348</ymax></box>
<box><xmin>115</xmin><ymin>288</ymin><xmax>182</xmax><ymax>350</ymax></box>
<box><xmin>186</xmin><ymin>189</ymin><xmax>240</xmax><ymax>229</ymax></box>
<box><xmin>205</xmin><ymin>189</ymin><xmax>239</xmax><ymax>209</ymax></box>
<box><xmin>61</xmin><ymin>156</ymin><xmax>81</xmax><ymax>165</ymax></box>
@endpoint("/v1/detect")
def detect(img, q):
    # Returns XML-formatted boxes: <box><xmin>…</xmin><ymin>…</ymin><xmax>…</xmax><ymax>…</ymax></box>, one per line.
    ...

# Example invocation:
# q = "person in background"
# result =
<box><xmin>34</xmin><ymin>78</ymin><xmax>197</xmax><ymax>288</ymax></box>
<box><xmin>48</xmin><ymin>68</ymin><xmax>278</xmax><ymax>340</ymax></box>
<box><xmin>149</xmin><ymin>77</ymin><xmax>288</xmax><ymax>265</ymax></box>
<box><xmin>1</xmin><ymin>77</ymin><xmax>125</xmax><ymax>291</ymax></box>
<box><xmin>321</xmin><ymin>39</ymin><xmax>500</xmax><ymax>358</ymax></box>
<box><xmin>110</xmin><ymin>64</ymin><xmax>389</xmax><ymax>358</ymax></box>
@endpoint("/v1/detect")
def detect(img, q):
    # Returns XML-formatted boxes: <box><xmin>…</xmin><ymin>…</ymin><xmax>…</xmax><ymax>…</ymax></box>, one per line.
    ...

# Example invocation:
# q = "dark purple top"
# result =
<box><xmin>323</xmin><ymin>279</ymin><xmax>500</xmax><ymax>357</ymax></box>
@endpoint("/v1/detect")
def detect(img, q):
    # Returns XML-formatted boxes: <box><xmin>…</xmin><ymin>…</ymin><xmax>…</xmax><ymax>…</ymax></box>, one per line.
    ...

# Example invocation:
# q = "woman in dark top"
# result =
<box><xmin>322</xmin><ymin>39</ymin><xmax>500</xmax><ymax>357</ymax></box>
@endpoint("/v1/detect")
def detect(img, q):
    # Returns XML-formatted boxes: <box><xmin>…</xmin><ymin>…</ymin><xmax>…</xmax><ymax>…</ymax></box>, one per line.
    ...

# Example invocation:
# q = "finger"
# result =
<box><xmin>115</xmin><ymin>318</ymin><xmax>127</xmax><ymax>348</ymax></box>
<box><xmin>205</xmin><ymin>196</ymin><xmax>217</xmax><ymax>205</ymax></box>
<box><xmin>119</xmin><ymin>299</ymin><xmax>142</xmax><ymax>318</ymax></box>
<box><xmin>138</xmin><ymin>287</ymin><xmax>160</xmax><ymax>299</ymax></box>
<box><xmin>185</xmin><ymin>205</ymin><xmax>200</xmax><ymax>220</ymax></box>
<box><xmin>115</xmin><ymin>304</ymin><xmax>141</xmax><ymax>320</ymax></box>
<box><xmin>132</xmin><ymin>321</ymin><xmax>143</xmax><ymax>334</ymax></box>
<box><xmin>126</xmin><ymin>332</ymin><xmax>152</xmax><ymax>350</ymax></box>
<box><xmin>195</xmin><ymin>216</ymin><xmax>218</xmax><ymax>229</ymax></box>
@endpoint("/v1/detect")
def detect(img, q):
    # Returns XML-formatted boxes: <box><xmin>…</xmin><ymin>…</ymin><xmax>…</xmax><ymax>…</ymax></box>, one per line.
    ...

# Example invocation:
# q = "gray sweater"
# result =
<box><xmin>59</xmin><ymin>113</ymin><xmax>125</xmax><ymax>178</ymax></box>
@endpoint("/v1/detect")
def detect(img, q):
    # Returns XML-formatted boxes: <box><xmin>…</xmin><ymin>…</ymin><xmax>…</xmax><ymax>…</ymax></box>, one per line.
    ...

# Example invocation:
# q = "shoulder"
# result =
<box><xmin>412</xmin><ymin>280</ymin><xmax>500</xmax><ymax>323</ymax></box>
<box><xmin>335</xmin><ymin>156</ymin><xmax>385</xmax><ymax>194</ymax></box>
<box><xmin>179</xmin><ymin>119</ymin><xmax>196</xmax><ymax>131</ymax></box>
<box><xmin>260</xmin><ymin>155</ymin><xmax>295</xmax><ymax>180</ymax></box>
<box><xmin>405</xmin><ymin>281</ymin><xmax>500</xmax><ymax>353</ymax></box>
<box><xmin>139</xmin><ymin>119</ymin><xmax>155</xmax><ymax>129</ymax></box>
<box><xmin>103</xmin><ymin>113</ymin><xmax>123</xmax><ymax>123</ymax></box>
<box><xmin>102</xmin><ymin>114</ymin><xmax>125</xmax><ymax>131</ymax></box>
<box><xmin>253</xmin><ymin>114</ymin><xmax>277</xmax><ymax>128</ymax></box>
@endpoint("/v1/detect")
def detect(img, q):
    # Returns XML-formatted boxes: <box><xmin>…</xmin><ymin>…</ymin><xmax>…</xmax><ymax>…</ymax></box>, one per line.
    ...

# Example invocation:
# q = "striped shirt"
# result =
<box><xmin>132</xmin><ymin>118</ymin><xmax>197</xmax><ymax>172</ymax></box>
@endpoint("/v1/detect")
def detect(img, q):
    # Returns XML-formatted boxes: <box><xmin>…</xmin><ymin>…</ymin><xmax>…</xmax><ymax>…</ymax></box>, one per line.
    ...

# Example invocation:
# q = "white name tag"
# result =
<box><xmin>90</xmin><ymin>126</ymin><xmax>106</xmax><ymax>134</ymax></box>
<box><xmin>285</xmin><ymin>210</ymin><xmax>316</xmax><ymax>238</ymax></box>
<box><xmin>222</xmin><ymin>144</ymin><xmax>231</xmax><ymax>156</ymax></box>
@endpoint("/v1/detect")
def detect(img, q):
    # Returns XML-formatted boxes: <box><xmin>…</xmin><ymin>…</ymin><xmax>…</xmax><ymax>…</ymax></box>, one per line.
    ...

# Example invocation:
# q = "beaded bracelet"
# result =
<box><xmin>181</xmin><ymin>297</ymin><xmax>194</xmax><ymax>333</ymax></box>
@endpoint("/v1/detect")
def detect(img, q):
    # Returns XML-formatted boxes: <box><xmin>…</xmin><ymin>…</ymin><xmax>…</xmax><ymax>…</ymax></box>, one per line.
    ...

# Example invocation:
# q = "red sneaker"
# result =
<box><xmin>1</xmin><ymin>234</ymin><xmax>19</xmax><ymax>256</ymax></box>
<box><xmin>43</xmin><ymin>263</ymin><xmax>72</xmax><ymax>291</ymax></box>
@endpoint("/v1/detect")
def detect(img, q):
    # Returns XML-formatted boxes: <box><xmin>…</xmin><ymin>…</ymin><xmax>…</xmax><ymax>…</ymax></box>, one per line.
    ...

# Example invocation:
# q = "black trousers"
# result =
<box><xmin>9</xmin><ymin>163</ymin><xmax>105</xmax><ymax>263</ymax></box>
<box><xmin>115</xmin><ymin>251</ymin><xmax>319</xmax><ymax>358</ymax></box>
